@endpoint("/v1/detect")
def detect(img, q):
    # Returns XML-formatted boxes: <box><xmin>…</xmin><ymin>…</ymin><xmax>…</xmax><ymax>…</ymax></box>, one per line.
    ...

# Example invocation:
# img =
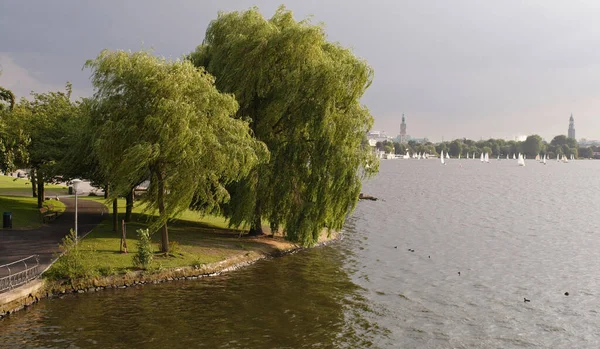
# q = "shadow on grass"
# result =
<box><xmin>65</xmin><ymin>210</ymin><xmax>290</xmax><ymax>274</ymax></box>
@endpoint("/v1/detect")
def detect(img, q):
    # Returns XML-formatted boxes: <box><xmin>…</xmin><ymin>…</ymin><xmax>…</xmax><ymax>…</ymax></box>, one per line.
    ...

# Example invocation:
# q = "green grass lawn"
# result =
<box><xmin>0</xmin><ymin>175</ymin><xmax>69</xmax><ymax>196</ymax></box>
<box><xmin>46</xmin><ymin>196</ymin><xmax>284</xmax><ymax>278</ymax></box>
<box><xmin>0</xmin><ymin>196</ymin><xmax>66</xmax><ymax>229</ymax></box>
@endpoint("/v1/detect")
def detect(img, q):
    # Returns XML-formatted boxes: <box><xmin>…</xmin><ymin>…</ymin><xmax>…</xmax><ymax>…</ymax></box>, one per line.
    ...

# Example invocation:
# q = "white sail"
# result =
<box><xmin>458</xmin><ymin>153</ymin><xmax>461</xmax><ymax>160</ymax></box>
<box><xmin>484</xmin><ymin>153</ymin><xmax>489</xmax><ymax>163</ymax></box>
<box><xmin>506</xmin><ymin>154</ymin><xmax>509</xmax><ymax>160</ymax></box>
<box><xmin>480</xmin><ymin>153</ymin><xmax>484</xmax><ymax>162</ymax></box>
<box><xmin>446</xmin><ymin>152</ymin><xmax>450</xmax><ymax>159</ymax></box>
<box><xmin>518</xmin><ymin>153</ymin><xmax>525</xmax><ymax>166</ymax></box>
<box><xmin>513</xmin><ymin>153</ymin><xmax>516</xmax><ymax>160</ymax></box>
<box><xmin>466</xmin><ymin>152</ymin><xmax>469</xmax><ymax>158</ymax></box>
<box><xmin>543</xmin><ymin>155</ymin><xmax>547</xmax><ymax>164</ymax></box>
<box><xmin>473</xmin><ymin>153</ymin><xmax>475</xmax><ymax>160</ymax></box>
<box><xmin>440</xmin><ymin>150</ymin><xmax>445</xmax><ymax>165</ymax></box>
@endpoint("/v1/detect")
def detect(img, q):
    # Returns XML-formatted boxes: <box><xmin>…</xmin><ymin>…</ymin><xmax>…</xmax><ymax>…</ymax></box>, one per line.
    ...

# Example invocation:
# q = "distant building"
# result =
<box><xmin>367</xmin><ymin>130</ymin><xmax>392</xmax><ymax>144</ymax></box>
<box><xmin>568</xmin><ymin>114</ymin><xmax>576</xmax><ymax>139</ymax></box>
<box><xmin>399</xmin><ymin>114</ymin><xmax>407</xmax><ymax>144</ymax></box>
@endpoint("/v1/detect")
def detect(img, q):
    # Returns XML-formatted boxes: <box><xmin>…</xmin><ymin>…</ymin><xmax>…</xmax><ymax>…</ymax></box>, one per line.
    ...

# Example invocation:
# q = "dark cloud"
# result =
<box><xmin>1</xmin><ymin>0</ymin><xmax>598</xmax><ymax>141</ymax></box>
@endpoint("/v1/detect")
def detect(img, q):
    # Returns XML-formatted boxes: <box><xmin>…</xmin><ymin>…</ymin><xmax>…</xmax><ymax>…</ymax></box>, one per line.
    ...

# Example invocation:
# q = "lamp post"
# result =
<box><xmin>72</xmin><ymin>179</ymin><xmax>82</xmax><ymax>241</ymax></box>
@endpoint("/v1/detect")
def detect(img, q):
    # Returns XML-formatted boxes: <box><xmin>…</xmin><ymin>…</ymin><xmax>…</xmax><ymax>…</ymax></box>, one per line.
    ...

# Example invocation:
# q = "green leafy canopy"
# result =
<box><xmin>190</xmin><ymin>6</ymin><xmax>378</xmax><ymax>245</ymax></box>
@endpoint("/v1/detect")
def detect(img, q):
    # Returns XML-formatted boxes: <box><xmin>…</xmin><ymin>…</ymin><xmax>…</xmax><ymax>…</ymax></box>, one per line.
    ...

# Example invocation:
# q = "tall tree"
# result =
<box><xmin>522</xmin><ymin>135</ymin><xmax>543</xmax><ymax>157</ymax></box>
<box><xmin>13</xmin><ymin>85</ymin><xmax>78</xmax><ymax>206</ymax></box>
<box><xmin>190</xmin><ymin>6</ymin><xmax>378</xmax><ymax>245</ymax></box>
<box><xmin>449</xmin><ymin>140</ymin><xmax>463</xmax><ymax>157</ymax></box>
<box><xmin>86</xmin><ymin>50</ymin><xmax>267</xmax><ymax>252</ymax></box>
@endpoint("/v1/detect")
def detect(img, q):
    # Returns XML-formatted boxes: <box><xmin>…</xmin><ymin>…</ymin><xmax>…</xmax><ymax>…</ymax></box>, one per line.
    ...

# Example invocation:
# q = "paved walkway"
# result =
<box><xmin>0</xmin><ymin>198</ymin><xmax>107</xmax><ymax>275</ymax></box>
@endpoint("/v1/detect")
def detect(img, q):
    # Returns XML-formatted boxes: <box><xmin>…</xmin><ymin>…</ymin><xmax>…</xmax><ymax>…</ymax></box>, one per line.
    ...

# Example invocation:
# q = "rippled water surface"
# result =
<box><xmin>2</xmin><ymin>159</ymin><xmax>600</xmax><ymax>348</ymax></box>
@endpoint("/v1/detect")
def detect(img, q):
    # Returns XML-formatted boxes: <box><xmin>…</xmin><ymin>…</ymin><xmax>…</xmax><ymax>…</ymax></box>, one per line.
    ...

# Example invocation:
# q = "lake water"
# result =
<box><xmin>2</xmin><ymin>158</ymin><xmax>600</xmax><ymax>348</ymax></box>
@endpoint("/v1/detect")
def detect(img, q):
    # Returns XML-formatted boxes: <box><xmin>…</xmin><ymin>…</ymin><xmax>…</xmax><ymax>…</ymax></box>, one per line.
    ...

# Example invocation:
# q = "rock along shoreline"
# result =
<box><xmin>0</xmin><ymin>232</ymin><xmax>341</xmax><ymax>319</ymax></box>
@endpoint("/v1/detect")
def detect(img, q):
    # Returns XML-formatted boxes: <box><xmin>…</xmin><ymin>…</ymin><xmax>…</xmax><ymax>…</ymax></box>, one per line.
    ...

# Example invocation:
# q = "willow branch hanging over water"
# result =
<box><xmin>189</xmin><ymin>6</ymin><xmax>378</xmax><ymax>246</ymax></box>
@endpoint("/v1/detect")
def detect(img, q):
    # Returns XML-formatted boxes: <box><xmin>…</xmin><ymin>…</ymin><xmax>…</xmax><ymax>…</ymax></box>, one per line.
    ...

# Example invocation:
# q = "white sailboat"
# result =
<box><xmin>518</xmin><ymin>153</ymin><xmax>525</xmax><ymax>166</ymax></box>
<box><xmin>513</xmin><ymin>153</ymin><xmax>516</xmax><ymax>160</ymax></box>
<box><xmin>506</xmin><ymin>154</ymin><xmax>509</xmax><ymax>160</ymax></box>
<box><xmin>472</xmin><ymin>153</ymin><xmax>475</xmax><ymax>160</ymax></box>
<box><xmin>440</xmin><ymin>150</ymin><xmax>445</xmax><ymax>165</ymax></box>
<box><xmin>466</xmin><ymin>152</ymin><xmax>469</xmax><ymax>159</ymax></box>
<box><xmin>458</xmin><ymin>153</ymin><xmax>461</xmax><ymax>160</ymax></box>
<box><xmin>542</xmin><ymin>154</ymin><xmax>547</xmax><ymax>165</ymax></box>
<box><xmin>480</xmin><ymin>153</ymin><xmax>484</xmax><ymax>162</ymax></box>
<box><xmin>446</xmin><ymin>152</ymin><xmax>450</xmax><ymax>159</ymax></box>
<box><xmin>484</xmin><ymin>153</ymin><xmax>489</xmax><ymax>163</ymax></box>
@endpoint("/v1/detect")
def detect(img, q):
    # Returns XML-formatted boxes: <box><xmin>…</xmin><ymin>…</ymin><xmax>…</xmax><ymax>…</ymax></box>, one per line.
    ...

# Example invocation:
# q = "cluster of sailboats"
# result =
<box><xmin>437</xmin><ymin>151</ymin><xmax>574</xmax><ymax>166</ymax></box>
<box><xmin>383</xmin><ymin>150</ymin><xmax>576</xmax><ymax>167</ymax></box>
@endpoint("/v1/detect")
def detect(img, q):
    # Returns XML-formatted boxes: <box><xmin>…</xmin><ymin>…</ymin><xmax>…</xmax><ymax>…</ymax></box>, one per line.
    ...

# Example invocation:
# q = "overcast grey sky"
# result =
<box><xmin>1</xmin><ymin>0</ymin><xmax>599</xmax><ymax>142</ymax></box>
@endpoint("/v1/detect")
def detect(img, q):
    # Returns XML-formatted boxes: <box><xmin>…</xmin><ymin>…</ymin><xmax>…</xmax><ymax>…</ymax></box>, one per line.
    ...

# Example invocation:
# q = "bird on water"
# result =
<box><xmin>524</xmin><ymin>298</ymin><xmax>531</xmax><ymax>302</ymax></box>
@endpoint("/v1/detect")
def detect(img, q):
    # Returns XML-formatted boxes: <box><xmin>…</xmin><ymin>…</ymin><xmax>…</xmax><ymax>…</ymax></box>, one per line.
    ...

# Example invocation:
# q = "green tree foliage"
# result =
<box><xmin>0</xmin><ymin>87</ymin><xmax>15</xmax><ymax>111</ymax></box>
<box><xmin>393</xmin><ymin>142</ymin><xmax>406</xmax><ymax>155</ymax></box>
<box><xmin>189</xmin><ymin>7</ymin><xmax>377</xmax><ymax>245</ymax></box>
<box><xmin>14</xmin><ymin>84</ymin><xmax>79</xmax><ymax>206</ymax></box>
<box><xmin>551</xmin><ymin>135</ymin><xmax>568</xmax><ymax>147</ymax></box>
<box><xmin>0</xmin><ymin>107</ymin><xmax>30</xmax><ymax>173</ymax></box>
<box><xmin>522</xmin><ymin>135</ymin><xmax>543</xmax><ymax>157</ymax></box>
<box><xmin>449</xmin><ymin>140</ymin><xmax>463</xmax><ymax>157</ymax></box>
<box><xmin>86</xmin><ymin>50</ymin><xmax>267</xmax><ymax>252</ymax></box>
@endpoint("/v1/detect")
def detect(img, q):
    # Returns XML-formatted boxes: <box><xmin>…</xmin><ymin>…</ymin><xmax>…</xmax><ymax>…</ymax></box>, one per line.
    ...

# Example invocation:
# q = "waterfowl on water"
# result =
<box><xmin>524</xmin><ymin>298</ymin><xmax>530</xmax><ymax>302</ymax></box>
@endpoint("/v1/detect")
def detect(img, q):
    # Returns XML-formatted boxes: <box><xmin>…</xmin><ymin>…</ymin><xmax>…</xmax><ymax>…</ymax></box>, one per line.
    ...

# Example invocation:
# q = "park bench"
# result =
<box><xmin>40</xmin><ymin>204</ymin><xmax>58</xmax><ymax>223</ymax></box>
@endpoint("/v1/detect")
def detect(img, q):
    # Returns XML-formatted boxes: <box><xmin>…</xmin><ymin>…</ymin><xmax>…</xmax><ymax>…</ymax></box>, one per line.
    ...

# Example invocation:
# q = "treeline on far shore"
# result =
<box><xmin>0</xmin><ymin>6</ymin><xmax>379</xmax><ymax>253</ymax></box>
<box><xmin>376</xmin><ymin>135</ymin><xmax>598</xmax><ymax>159</ymax></box>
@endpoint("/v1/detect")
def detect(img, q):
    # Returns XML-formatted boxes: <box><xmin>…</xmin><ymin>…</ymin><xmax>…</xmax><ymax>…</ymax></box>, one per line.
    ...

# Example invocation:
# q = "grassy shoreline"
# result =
<box><xmin>0</xmin><ymin>175</ymin><xmax>339</xmax><ymax>318</ymax></box>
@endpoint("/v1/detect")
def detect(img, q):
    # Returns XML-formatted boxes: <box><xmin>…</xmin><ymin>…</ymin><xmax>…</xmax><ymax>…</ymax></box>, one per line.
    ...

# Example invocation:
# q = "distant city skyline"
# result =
<box><xmin>1</xmin><ymin>1</ymin><xmax>599</xmax><ymax>141</ymax></box>
<box><xmin>374</xmin><ymin>113</ymin><xmax>588</xmax><ymax>143</ymax></box>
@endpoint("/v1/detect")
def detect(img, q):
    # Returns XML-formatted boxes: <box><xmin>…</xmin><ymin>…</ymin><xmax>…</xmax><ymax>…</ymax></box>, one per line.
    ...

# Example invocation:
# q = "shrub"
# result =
<box><xmin>133</xmin><ymin>228</ymin><xmax>153</xmax><ymax>269</ymax></box>
<box><xmin>45</xmin><ymin>229</ymin><xmax>88</xmax><ymax>280</ymax></box>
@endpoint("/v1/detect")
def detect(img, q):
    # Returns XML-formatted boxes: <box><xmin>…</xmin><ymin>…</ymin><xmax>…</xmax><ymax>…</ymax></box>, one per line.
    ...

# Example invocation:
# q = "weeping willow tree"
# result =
<box><xmin>189</xmin><ymin>6</ymin><xmax>378</xmax><ymax>246</ymax></box>
<box><xmin>86</xmin><ymin>50</ymin><xmax>268</xmax><ymax>252</ymax></box>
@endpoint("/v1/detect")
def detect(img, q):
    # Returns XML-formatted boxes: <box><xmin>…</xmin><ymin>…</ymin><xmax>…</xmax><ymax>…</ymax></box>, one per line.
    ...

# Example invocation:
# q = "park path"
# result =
<box><xmin>0</xmin><ymin>198</ymin><xmax>107</xmax><ymax>274</ymax></box>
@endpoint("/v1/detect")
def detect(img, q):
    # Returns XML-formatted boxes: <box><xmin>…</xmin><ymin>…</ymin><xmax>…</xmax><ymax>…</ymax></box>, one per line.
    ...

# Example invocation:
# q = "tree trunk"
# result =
<box><xmin>36</xmin><ymin>171</ymin><xmax>44</xmax><ymax>209</ymax></box>
<box><xmin>125</xmin><ymin>189</ymin><xmax>134</xmax><ymax>222</ymax></box>
<box><xmin>248</xmin><ymin>201</ymin><xmax>264</xmax><ymax>236</ymax></box>
<box><xmin>112</xmin><ymin>198</ymin><xmax>118</xmax><ymax>232</ymax></box>
<box><xmin>30</xmin><ymin>169</ymin><xmax>37</xmax><ymax>197</ymax></box>
<box><xmin>155</xmin><ymin>169</ymin><xmax>169</xmax><ymax>252</ymax></box>
<box><xmin>104</xmin><ymin>185</ymin><xmax>109</xmax><ymax>199</ymax></box>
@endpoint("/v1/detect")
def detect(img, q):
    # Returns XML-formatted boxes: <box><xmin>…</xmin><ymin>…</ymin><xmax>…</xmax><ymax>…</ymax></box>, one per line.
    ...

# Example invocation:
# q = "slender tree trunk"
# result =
<box><xmin>155</xmin><ymin>169</ymin><xmax>169</xmax><ymax>252</ymax></box>
<box><xmin>248</xmin><ymin>201</ymin><xmax>264</xmax><ymax>236</ymax></box>
<box><xmin>112</xmin><ymin>198</ymin><xmax>118</xmax><ymax>232</ymax></box>
<box><xmin>30</xmin><ymin>168</ymin><xmax>37</xmax><ymax>198</ymax></box>
<box><xmin>104</xmin><ymin>185</ymin><xmax>109</xmax><ymax>199</ymax></box>
<box><xmin>125</xmin><ymin>189</ymin><xmax>134</xmax><ymax>222</ymax></box>
<box><xmin>36</xmin><ymin>171</ymin><xmax>44</xmax><ymax>209</ymax></box>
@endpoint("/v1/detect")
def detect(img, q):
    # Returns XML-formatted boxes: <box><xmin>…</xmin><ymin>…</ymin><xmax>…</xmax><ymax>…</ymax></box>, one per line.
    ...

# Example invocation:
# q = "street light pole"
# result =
<box><xmin>72</xmin><ymin>179</ymin><xmax>82</xmax><ymax>241</ymax></box>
